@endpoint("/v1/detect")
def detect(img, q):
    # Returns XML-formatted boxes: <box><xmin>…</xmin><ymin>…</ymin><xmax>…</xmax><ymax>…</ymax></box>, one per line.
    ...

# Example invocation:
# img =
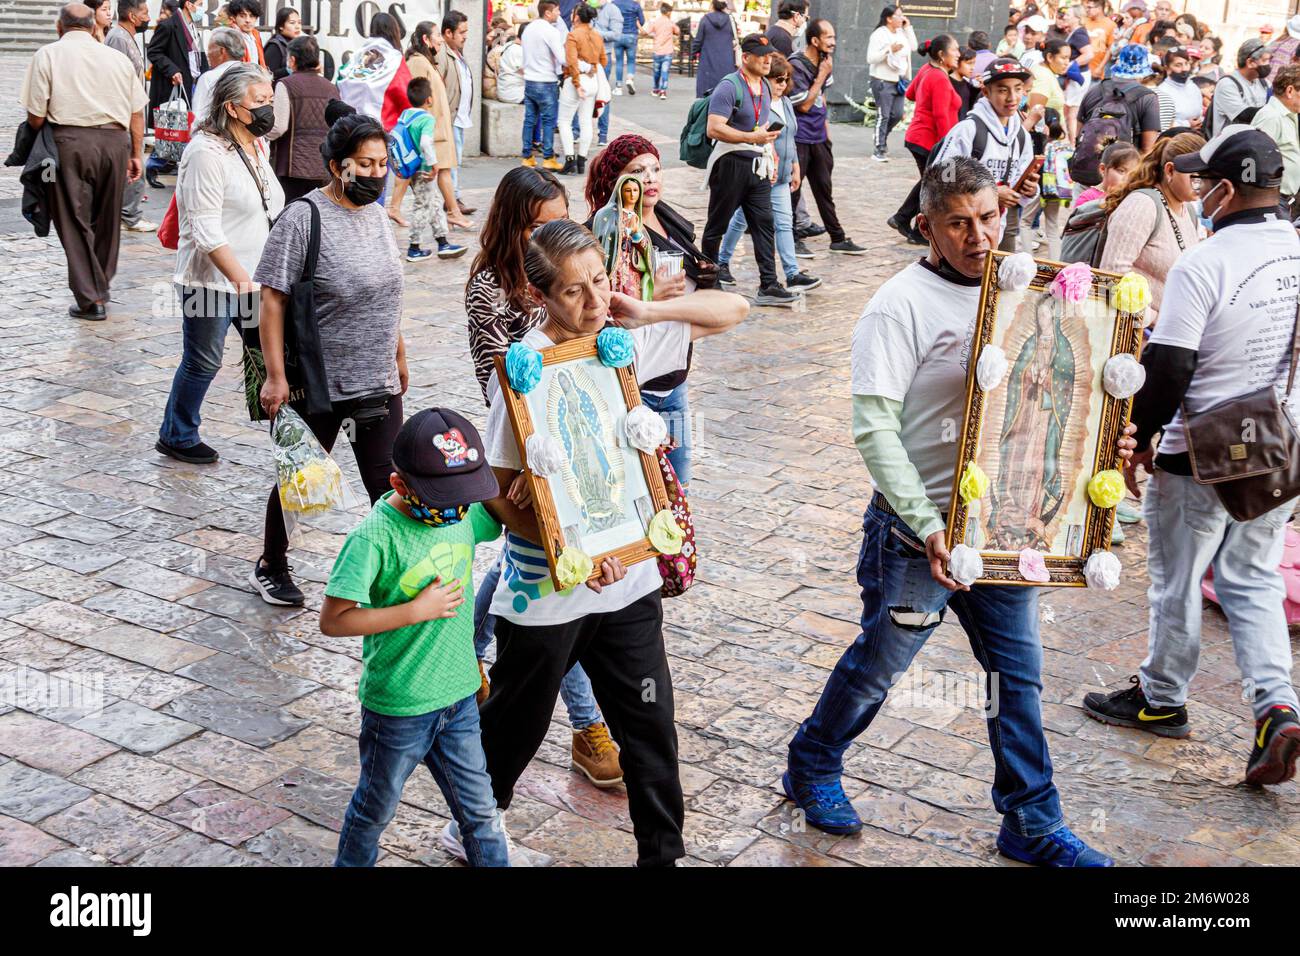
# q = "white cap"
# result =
<box><xmin>1021</xmin><ymin>14</ymin><xmax>1049</xmax><ymax>32</ymax></box>
<box><xmin>1287</xmin><ymin>13</ymin><xmax>1300</xmax><ymax>39</ymax></box>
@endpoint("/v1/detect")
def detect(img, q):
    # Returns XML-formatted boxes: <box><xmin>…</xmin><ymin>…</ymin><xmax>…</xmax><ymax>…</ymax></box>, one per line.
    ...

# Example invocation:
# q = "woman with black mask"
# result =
<box><xmin>250</xmin><ymin>112</ymin><xmax>407</xmax><ymax>606</ymax></box>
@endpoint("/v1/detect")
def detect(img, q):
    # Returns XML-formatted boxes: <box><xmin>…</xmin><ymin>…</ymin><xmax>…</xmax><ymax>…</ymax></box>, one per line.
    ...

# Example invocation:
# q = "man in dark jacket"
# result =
<box><xmin>146</xmin><ymin>0</ymin><xmax>207</xmax><ymax>183</ymax></box>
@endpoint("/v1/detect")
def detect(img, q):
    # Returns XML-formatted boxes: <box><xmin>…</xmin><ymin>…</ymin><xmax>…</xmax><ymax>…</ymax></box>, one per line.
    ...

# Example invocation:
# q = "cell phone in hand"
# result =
<box><xmin>1014</xmin><ymin>155</ymin><xmax>1046</xmax><ymax>192</ymax></box>
<box><xmin>767</xmin><ymin>121</ymin><xmax>785</xmax><ymax>133</ymax></box>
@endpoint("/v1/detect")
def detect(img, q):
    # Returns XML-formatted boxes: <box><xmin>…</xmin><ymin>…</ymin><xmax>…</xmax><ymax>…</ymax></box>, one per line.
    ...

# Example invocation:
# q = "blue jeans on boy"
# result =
<box><xmin>786</xmin><ymin>500</ymin><xmax>1065</xmax><ymax>838</ymax></box>
<box><xmin>159</xmin><ymin>285</ymin><xmax>250</xmax><ymax>449</ymax></box>
<box><xmin>640</xmin><ymin>382</ymin><xmax>692</xmax><ymax>485</ymax></box>
<box><xmin>473</xmin><ymin>558</ymin><xmax>602</xmax><ymax>730</ymax></box>
<box><xmin>652</xmin><ymin>54</ymin><xmax>671</xmax><ymax>91</ymax></box>
<box><xmin>613</xmin><ymin>34</ymin><xmax>637</xmax><ymax>84</ymax></box>
<box><xmin>335</xmin><ymin>697</ymin><xmax>508</xmax><ymax>866</ymax></box>
<box><xmin>718</xmin><ymin>183</ymin><xmax>798</xmax><ymax>282</ymax></box>
<box><xmin>523</xmin><ymin>80</ymin><xmax>559</xmax><ymax>159</ymax></box>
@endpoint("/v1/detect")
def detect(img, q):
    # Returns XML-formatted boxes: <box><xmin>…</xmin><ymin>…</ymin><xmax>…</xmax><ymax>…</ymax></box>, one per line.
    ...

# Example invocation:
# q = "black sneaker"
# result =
<box><xmin>793</xmin><ymin>240</ymin><xmax>814</xmax><ymax>259</ymax></box>
<box><xmin>716</xmin><ymin>263</ymin><xmax>736</xmax><ymax>286</ymax></box>
<box><xmin>1246</xmin><ymin>704</ymin><xmax>1300</xmax><ymax>786</ymax></box>
<box><xmin>829</xmin><ymin>239</ymin><xmax>868</xmax><ymax>255</ymax></box>
<box><xmin>794</xmin><ymin>223</ymin><xmax>826</xmax><ymax>240</ymax></box>
<box><xmin>249</xmin><ymin>558</ymin><xmax>305</xmax><ymax>607</ymax></box>
<box><xmin>755</xmin><ymin>285</ymin><xmax>800</xmax><ymax>308</ymax></box>
<box><xmin>155</xmin><ymin>438</ymin><xmax>220</xmax><ymax>464</ymax></box>
<box><xmin>786</xmin><ymin>271</ymin><xmax>822</xmax><ymax>290</ymax></box>
<box><xmin>887</xmin><ymin>215</ymin><xmax>928</xmax><ymax>246</ymax></box>
<box><xmin>1082</xmin><ymin>675</ymin><xmax>1190</xmax><ymax>738</ymax></box>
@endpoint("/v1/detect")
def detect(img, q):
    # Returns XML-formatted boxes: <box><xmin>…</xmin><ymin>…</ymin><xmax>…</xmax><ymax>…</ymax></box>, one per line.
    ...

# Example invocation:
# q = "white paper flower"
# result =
<box><xmin>1084</xmin><ymin>550</ymin><xmax>1122</xmax><ymax>591</ymax></box>
<box><xmin>949</xmin><ymin>544</ymin><xmax>983</xmax><ymax>587</ymax></box>
<box><xmin>976</xmin><ymin>345</ymin><xmax>1009</xmax><ymax>392</ymax></box>
<box><xmin>525</xmin><ymin>432</ymin><xmax>567</xmax><ymax>477</ymax></box>
<box><xmin>1103</xmin><ymin>354</ymin><xmax>1146</xmax><ymax>399</ymax></box>
<box><xmin>624</xmin><ymin>405</ymin><xmax>668</xmax><ymax>454</ymax></box>
<box><xmin>998</xmin><ymin>252</ymin><xmax>1037</xmax><ymax>291</ymax></box>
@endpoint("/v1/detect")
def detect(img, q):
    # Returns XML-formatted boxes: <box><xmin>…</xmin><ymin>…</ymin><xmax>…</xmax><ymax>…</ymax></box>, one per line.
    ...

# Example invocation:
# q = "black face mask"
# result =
<box><xmin>1256</xmin><ymin>63</ymin><xmax>1273</xmax><ymax>79</ymax></box>
<box><xmin>340</xmin><ymin>173</ymin><xmax>386</xmax><ymax>205</ymax></box>
<box><xmin>1168</xmin><ymin>69</ymin><xmax>1190</xmax><ymax>83</ymax></box>
<box><xmin>242</xmin><ymin>104</ymin><xmax>276</xmax><ymax>137</ymax></box>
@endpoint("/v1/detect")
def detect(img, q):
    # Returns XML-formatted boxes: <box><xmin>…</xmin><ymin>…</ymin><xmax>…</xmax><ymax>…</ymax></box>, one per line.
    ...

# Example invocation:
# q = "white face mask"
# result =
<box><xmin>1200</xmin><ymin>180</ymin><xmax>1228</xmax><ymax>223</ymax></box>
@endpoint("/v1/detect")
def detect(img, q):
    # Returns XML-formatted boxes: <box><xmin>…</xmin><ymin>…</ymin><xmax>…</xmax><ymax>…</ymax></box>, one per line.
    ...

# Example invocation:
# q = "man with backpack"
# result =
<box><xmin>1072</xmin><ymin>42</ymin><xmax>1161</xmax><ymax>187</ymax></box>
<box><xmin>1209</xmin><ymin>38</ymin><xmax>1271</xmax><ymax>135</ymax></box>
<box><xmin>931</xmin><ymin>57</ymin><xmax>1039</xmax><ymax>252</ymax></box>
<box><xmin>698</xmin><ymin>34</ymin><xmax>799</xmax><ymax>307</ymax></box>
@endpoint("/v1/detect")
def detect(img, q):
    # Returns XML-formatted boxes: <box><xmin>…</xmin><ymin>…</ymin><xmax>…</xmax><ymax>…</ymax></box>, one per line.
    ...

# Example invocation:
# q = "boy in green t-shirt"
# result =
<box><xmin>325</xmin><ymin>408</ymin><xmax>508</xmax><ymax>867</ymax></box>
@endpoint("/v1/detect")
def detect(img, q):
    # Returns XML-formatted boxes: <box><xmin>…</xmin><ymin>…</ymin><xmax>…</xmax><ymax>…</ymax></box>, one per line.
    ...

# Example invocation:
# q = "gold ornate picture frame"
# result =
<box><xmin>495</xmin><ymin>334</ymin><xmax>672</xmax><ymax>590</ymax></box>
<box><xmin>945</xmin><ymin>253</ymin><xmax>1144</xmax><ymax>586</ymax></box>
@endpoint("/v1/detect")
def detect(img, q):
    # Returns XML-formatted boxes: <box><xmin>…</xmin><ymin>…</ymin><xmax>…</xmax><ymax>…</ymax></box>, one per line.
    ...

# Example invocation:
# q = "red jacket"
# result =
<box><xmin>905</xmin><ymin>63</ymin><xmax>961</xmax><ymax>152</ymax></box>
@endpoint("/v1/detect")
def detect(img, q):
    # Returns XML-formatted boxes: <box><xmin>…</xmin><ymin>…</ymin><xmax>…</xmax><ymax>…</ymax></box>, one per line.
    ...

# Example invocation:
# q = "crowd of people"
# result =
<box><xmin>10</xmin><ymin>0</ymin><xmax>1300</xmax><ymax>871</ymax></box>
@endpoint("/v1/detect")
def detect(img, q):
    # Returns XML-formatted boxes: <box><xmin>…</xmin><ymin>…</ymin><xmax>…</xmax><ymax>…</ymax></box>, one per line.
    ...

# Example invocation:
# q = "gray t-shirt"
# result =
<box><xmin>254</xmin><ymin>189</ymin><xmax>403</xmax><ymax>402</ymax></box>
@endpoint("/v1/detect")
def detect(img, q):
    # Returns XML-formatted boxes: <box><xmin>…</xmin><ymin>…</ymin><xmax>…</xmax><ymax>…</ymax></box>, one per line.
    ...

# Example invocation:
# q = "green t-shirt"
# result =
<box><xmin>325</xmin><ymin>494</ymin><xmax>502</xmax><ymax>717</ymax></box>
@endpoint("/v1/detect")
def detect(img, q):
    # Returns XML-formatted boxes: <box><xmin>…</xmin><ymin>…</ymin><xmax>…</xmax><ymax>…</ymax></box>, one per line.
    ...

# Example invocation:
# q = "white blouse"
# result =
<box><xmin>173</xmin><ymin>130</ymin><xmax>286</xmax><ymax>292</ymax></box>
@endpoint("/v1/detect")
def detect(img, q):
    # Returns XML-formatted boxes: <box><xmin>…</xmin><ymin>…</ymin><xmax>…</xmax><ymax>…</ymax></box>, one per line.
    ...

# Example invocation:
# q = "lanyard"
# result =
<box><xmin>745</xmin><ymin>78</ymin><xmax>763</xmax><ymax>127</ymax></box>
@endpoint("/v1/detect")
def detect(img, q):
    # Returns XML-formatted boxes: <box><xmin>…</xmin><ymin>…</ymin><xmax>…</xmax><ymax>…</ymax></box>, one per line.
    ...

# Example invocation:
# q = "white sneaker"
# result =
<box><xmin>871</xmin><ymin>154</ymin><xmax>889</xmax><ymax>163</ymax></box>
<box><xmin>613</xmin><ymin>86</ymin><xmax>623</xmax><ymax>96</ymax></box>
<box><xmin>125</xmin><ymin>218</ymin><xmax>158</xmax><ymax>232</ymax></box>
<box><xmin>625</xmin><ymin>78</ymin><xmax>635</xmax><ymax>94</ymax></box>
<box><xmin>439</xmin><ymin>815</ymin><xmax>531</xmax><ymax>866</ymax></box>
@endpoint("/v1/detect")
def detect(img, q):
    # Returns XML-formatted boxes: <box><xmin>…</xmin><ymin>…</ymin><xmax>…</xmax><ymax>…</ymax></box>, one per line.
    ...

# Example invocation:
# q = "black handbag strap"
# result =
<box><xmin>287</xmin><ymin>195</ymin><xmax>321</xmax><ymax>283</ymax></box>
<box><xmin>229</xmin><ymin>136</ymin><xmax>272</xmax><ymax>227</ymax></box>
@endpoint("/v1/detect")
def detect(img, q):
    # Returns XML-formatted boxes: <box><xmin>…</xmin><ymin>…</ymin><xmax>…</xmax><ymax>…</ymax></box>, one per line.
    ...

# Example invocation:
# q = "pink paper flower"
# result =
<box><xmin>1050</xmin><ymin>262</ymin><xmax>1092</xmax><ymax>303</ymax></box>
<box><xmin>1018</xmin><ymin>548</ymin><xmax>1051</xmax><ymax>583</ymax></box>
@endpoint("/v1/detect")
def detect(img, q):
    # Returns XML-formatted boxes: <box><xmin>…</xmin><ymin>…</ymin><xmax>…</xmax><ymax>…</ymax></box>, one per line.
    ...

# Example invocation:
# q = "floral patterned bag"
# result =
<box><xmin>655</xmin><ymin>445</ymin><xmax>695</xmax><ymax>597</ymax></box>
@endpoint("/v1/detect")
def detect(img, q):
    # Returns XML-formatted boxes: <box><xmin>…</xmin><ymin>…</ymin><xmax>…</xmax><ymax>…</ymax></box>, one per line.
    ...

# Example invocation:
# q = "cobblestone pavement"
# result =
<box><xmin>2</xmin><ymin>53</ymin><xmax>1299</xmax><ymax>868</ymax></box>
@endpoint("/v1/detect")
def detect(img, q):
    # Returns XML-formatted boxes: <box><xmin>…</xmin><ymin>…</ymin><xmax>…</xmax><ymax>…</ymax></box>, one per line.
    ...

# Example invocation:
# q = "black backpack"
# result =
<box><xmin>927</xmin><ymin>118</ymin><xmax>1030</xmax><ymax>182</ymax></box>
<box><xmin>1070</xmin><ymin>80</ymin><xmax>1147</xmax><ymax>188</ymax></box>
<box><xmin>1204</xmin><ymin>73</ymin><xmax>1248</xmax><ymax>138</ymax></box>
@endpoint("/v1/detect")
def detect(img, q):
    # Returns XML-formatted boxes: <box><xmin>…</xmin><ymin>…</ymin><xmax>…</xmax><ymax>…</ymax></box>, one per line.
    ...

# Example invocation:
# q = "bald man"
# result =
<box><xmin>20</xmin><ymin>3</ymin><xmax>147</xmax><ymax>320</ymax></box>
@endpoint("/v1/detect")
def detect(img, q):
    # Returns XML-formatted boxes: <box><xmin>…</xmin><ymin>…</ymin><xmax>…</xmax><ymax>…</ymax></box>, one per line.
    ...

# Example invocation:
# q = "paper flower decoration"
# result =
<box><xmin>1112</xmin><ymin>272</ymin><xmax>1152</xmax><ymax>314</ymax></box>
<box><xmin>959</xmin><ymin>461</ymin><xmax>989</xmax><ymax>504</ymax></box>
<box><xmin>1018</xmin><ymin>548</ymin><xmax>1051</xmax><ymax>583</ymax></box>
<box><xmin>555</xmin><ymin>546</ymin><xmax>593</xmax><ymax>589</ymax></box>
<box><xmin>505</xmin><ymin>342</ymin><xmax>543</xmax><ymax>394</ymax></box>
<box><xmin>949</xmin><ymin>544</ymin><xmax>983</xmax><ymax>587</ymax></box>
<box><xmin>525</xmin><ymin>432</ymin><xmax>566</xmax><ymax>477</ymax></box>
<box><xmin>1050</xmin><ymin>262</ymin><xmax>1092</xmax><ymax>303</ymax></box>
<box><xmin>1084</xmin><ymin>550</ymin><xmax>1122</xmax><ymax>591</ymax></box>
<box><xmin>648</xmin><ymin>509</ymin><xmax>685</xmax><ymax>555</ymax></box>
<box><xmin>998</xmin><ymin>252</ymin><xmax>1037</xmax><ymax>291</ymax></box>
<box><xmin>1088</xmin><ymin>469</ymin><xmax>1126</xmax><ymax>509</ymax></box>
<box><xmin>976</xmin><ymin>345</ymin><xmax>1008</xmax><ymax>391</ymax></box>
<box><xmin>596</xmin><ymin>326</ymin><xmax>635</xmax><ymax>368</ymax></box>
<box><xmin>279</xmin><ymin>458</ymin><xmax>345</xmax><ymax>515</ymax></box>
<box><xmin>1103</xmin><ymin>354</ymin><xmax>1146</xmax><ymax>399</ymax></box>
<box><xmin>624</xmin><ymin>404</ymin><xmax>668</xmax><ymax>454</ymax></box>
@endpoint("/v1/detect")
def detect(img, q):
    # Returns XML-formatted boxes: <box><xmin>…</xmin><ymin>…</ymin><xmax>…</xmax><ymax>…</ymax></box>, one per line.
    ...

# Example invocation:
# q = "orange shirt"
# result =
<box><xmin>1084</xmin><ymin>15</ymin><xmax>1115</xmax><ymax>78</ymax></box>
<box><xmin>647</xmin><ymin>15</ymin><xmax>679</xmax><ymax>56</ymax></box>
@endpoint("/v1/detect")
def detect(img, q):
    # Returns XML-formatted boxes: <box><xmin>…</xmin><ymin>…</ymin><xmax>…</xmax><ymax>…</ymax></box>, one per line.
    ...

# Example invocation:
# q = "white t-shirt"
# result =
<box><xmin>1158</xmin><ymin>77</ymin><xmax>1203</xmax><ymax>127</ymax></box>
<box><xmin>484</xmin><ymin>321</ymin><xmax>691</xmax><ymax>626</ymax></box>
<box><xmin>850</xmin><ymin>260</ymin><xmax>981</xmax><ymax>508</ymax></box>
<box><xmin>1151</xmin><ymin>215</ymin><xmax>1300</xmax><ymax>455</ymax></box>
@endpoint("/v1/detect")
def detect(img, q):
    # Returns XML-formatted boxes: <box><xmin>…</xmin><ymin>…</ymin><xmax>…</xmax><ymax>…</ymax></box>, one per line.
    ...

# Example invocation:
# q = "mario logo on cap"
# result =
<box><xmin>433</xmin><ymin>429</ymin><xmax>479</xmax><ymax>467</ymax></box>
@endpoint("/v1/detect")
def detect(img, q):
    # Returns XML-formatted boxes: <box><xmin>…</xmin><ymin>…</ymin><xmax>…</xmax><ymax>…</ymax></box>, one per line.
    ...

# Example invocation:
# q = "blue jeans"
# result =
<box><xmin>718</xmin><ymin>181</ymin><xmax>798</xmax><ymax>282</ymax></box>
<box><xmin>640</xmin><ymin>382</ymin><xmax>692</xmax><ymax>485</ymax></box>
<box><xmin>523</xmin><ymin>80</ymin><xmax>559</xmax><ymax>159</ymax></box>
<box><xmin>451</xmin><ymin>124</ymin><xmax>465</xmax><ymax>195</ymax></box>
<box><xmin>335</xmin><ymin>697</ymin><xmax>508</xmax><ymax>866</ymax></box>
<box><xmin>613</xmin><ymin>34</ymin><xmax>637</xmax><ymax>83</ymax></box>
<box><xmin>787</xmin><ymin>502</ymin><xmax>1065</xmax><ymax>838</ymax></box>
<box><xmin>473</xmin><ymin>558</ymin><xmax>602</xmax><ymax>730</ymax></box>
<box><xmin>652</xmin><ymin>54</ymin><xmax>671</xmax><ymax>91</ymax></box>
<box><xmin>159</xmin><ymin>285</ymin><xmax>251</xmax><ymax>449</ymax></box>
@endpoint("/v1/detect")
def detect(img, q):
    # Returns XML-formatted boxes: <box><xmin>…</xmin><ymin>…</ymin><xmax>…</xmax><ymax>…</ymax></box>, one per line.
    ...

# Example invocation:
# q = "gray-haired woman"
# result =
<box><xmin>157</xmin><ymin>63</ymin><xmax>284</xmax><ymax>464</ymax></box>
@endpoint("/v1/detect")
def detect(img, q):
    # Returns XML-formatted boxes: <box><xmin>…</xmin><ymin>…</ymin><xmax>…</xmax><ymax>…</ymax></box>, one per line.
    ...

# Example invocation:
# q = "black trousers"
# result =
<box><xmin>262</xmin><ymin>393</ymin><xmax>403</xmax><ymax>566</ymax></box>
<box><xmin>49</xmin><ymin>125</ymin><xmax>129</xmax><ymax>309</ymax></box>
<box><xmin>702</xmin><ymin>152</ymin><xmax>779</xmax><ymax>289</ymax></box>
<box><xmin>895</xmin><ymin>141</ymin><xmax>932</xmax><ymax>227</ymax></box>
<box><xmin>479</xmin><ymin>590</ymin><xmax>685</xmax><ymax>866</ymax></box>
<box><xmin>791</xmin><ymin>139</ymin><xmax>846</xmax><ymax>243</ymax></box>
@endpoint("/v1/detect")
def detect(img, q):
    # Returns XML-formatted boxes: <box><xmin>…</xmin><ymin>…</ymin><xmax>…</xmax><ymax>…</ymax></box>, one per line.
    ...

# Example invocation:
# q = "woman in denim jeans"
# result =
<box><xmin>715</xmin><ymin>54</ymin><xmax>822</xmax><ymax>299</ymax></box>
<box><xmin>584</xmin><ymin>133</ymin><xmax>724</xmax><ymax>487</ymax></box>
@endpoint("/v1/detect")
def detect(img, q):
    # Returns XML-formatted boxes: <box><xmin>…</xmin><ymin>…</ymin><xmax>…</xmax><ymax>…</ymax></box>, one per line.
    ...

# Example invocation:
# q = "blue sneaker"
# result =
<box><xmin>997</xmin><ymin>824</ymin><xmax>1114</xmax><ymax>867</ymax></box>
<box><xmin>781</xmin><ymin>771</ymin><xmax>862</xmax><ymax>835</ymax></box>
<box><xmin>406</xmin><ymin>245</ymin><xmax>433</xmax><ymax>262</ymax></box>
<box><xmin>437</xmin><ymin>239</ymin><xmax>467</xmax><ymax>259</ymax></box>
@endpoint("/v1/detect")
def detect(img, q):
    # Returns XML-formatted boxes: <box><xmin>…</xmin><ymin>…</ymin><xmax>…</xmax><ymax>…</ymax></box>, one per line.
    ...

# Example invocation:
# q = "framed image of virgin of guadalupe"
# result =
<box><xmin>494</xmin><ymin>330</ymin><xmax>680</xmax><ymax>591</ymax></box>
<box><xmin>945</xmin><ymin>253</ymin><xmax>1152</xmax><ymax>588</ymax></box>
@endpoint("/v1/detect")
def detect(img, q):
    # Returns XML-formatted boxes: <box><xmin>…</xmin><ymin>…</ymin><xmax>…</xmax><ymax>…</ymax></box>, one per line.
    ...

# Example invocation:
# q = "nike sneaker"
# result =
<box><xmin>1246</xmin><ymin>704</ymin><xmax>1300</xmax><ymax>786</ymax></box>
<box><xmin>1082</xmin><ymin>675</ymin><xmax>1189</xmax><ymax>738</ymax></box>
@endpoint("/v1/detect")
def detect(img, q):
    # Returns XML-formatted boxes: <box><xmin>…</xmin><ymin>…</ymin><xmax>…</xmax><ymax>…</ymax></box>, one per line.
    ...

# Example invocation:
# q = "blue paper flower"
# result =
<box><xmin>505</xmin><ymin>342</ymin><xmax>543</xmax><ymax>394</ymax></box>
<box><xmin>597</xmin><ymin>326</ymin><xmax>635</xmax><ymax>368</ymax></box>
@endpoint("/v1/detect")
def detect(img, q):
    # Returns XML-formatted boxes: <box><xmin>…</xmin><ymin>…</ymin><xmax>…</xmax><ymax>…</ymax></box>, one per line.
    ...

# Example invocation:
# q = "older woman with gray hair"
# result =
<box><xmin>156</xmin><ymin>62</ymin><xmax>283</xmax><ymax>465</ymax></box>
<box><xmin>189</xmin><ymin>27</ymin><xmax>249</xmax><ymax>136</ymax></box>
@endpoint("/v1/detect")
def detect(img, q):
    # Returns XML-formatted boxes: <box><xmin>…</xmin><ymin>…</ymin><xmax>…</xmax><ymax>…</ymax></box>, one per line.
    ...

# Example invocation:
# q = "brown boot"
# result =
<box><xmin>571</xmin><ymin>722</ymin><xmax>622</xmax><ymax>787</ymax></box>
<box><xmin>475</xmin><ymin>660</ymin><xmax>490</xmax><ymax>706</ymax></box>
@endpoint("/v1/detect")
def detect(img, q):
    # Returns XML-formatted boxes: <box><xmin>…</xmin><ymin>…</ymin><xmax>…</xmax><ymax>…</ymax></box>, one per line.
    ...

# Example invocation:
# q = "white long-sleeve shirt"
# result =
<box><xmin>174</xmin><ymin>130</ymin><xmax>285</xmax><ymax>291</ymax></box>
<box><xmin>867</xmin><ymin>24</ymin><xmax>917</xmax><ymax>82</ymax></box>
<box><xmin>522</xmin><ymin>18</ymin><xmax>567</xmax><ymax>82</ymax></box>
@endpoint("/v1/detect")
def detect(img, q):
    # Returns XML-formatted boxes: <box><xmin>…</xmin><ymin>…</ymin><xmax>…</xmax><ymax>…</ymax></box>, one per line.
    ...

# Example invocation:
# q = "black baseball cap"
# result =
<box><xmin>740</xmin><ymin>33</ymin><xmax>773</xmax><ymax>56</ymax></box>
<box><xmin>981</xmin><ymin>56</ymin><xmax>1031</xmax><ymax>85</ymax></box>
<box><xmin>1172</xmin><ymin>125</ymin><xmax>1285</xmax><ymax>188</ymax></box>
<box><xmin>392</xmin><ymin>408</ymin><xmax>499</xmax><ymax>510</ymax></box>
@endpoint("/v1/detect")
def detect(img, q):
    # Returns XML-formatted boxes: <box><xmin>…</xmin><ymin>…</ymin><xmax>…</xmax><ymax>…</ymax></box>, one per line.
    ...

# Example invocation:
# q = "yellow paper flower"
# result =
<box><xmin>648</xmin><ymin>509</ymin><xmax>684</xmax><ymax>555</ymax></box>
<box><xmin>1113</xmin><ymin>272</ymin><xmax>1152</xmax><ymax>314</ymax></box>
<box><xmin>959</xmin><ymin>462</ymin><xmax>989</xmax><ymax>504</ymax></box>
<box><xmin>555</xmin><ymin>546</ymin><xmax>594</xmax><ymax>589</ymax></box>
<box><xmin>279</xmin><ymin>458</ymin><xmax>344</xmax><ymax>514</ymax></box>
<box><xmin>1088</xmin><ymin>469</ymin><xmax>1126</xmax><ymax>509</ymax></box>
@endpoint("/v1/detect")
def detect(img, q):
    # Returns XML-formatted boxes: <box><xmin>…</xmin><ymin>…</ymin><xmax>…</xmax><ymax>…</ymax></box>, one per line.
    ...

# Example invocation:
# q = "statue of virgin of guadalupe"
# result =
<box><xmin>591</xmin><ymin>174</ymin><xmax>655</xmax><ymax>301</ymax></box>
